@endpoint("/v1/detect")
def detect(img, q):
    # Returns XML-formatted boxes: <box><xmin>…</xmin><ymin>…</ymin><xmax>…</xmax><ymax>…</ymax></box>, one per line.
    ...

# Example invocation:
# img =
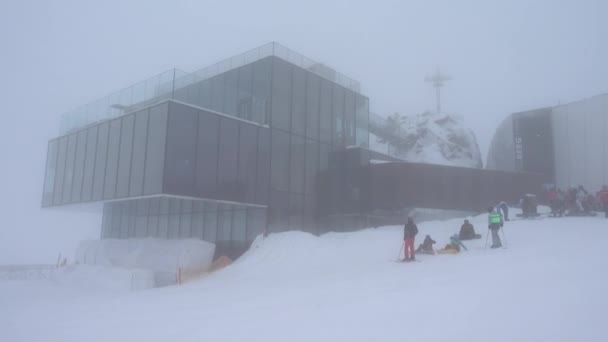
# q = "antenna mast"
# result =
<box><xmin>425</xmin><ymin>67</ymin><xmax>451</xmax><ymax>114</ymax></box>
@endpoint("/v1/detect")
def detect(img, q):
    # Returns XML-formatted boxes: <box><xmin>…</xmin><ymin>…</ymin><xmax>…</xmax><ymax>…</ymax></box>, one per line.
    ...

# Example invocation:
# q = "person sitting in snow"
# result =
<box><xmin>438</xmin><ymin>234</ymin><xmax>468</xmax><ymax>254</ymax></box>
<box><xmin>458</xmin><ymin>219</ymin><xmax>481</xmax><ymax>240</ymax></box>
<box><xmin>416</xmin><ymin>235</ymin><xmax>436</xmax><ymax>255</ymax></box>
<box><xmin>403</xmin><ymin>217</ymin><xmax>419</xmax><ymax>261</ymax></box>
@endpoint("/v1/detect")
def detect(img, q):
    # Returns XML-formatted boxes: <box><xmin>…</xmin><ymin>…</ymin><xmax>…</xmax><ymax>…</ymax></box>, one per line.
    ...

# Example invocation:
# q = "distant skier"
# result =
<box><xmin>575</xmin><ymin>185</ymin><xmax>588</xmax><ymax>213</ymax></box>
<box><xmin>496</xmin><ymin>201</ymin><xmax>509</xmax><ymax>221</ymax></box>
<box><xmin>459</xmin><ymin>219</ymin><xmax>481</xmax><ymax>240</ymax></box>
<box><xmin>416</xmin><ymin>234</ymin><xmax>436</xmax><ymax>255</ymax></box>
<box><xmin>488</xmin><ymin>206</ymin><xmax>503</xmax><ymax>248</ymax></box>
<box><xmin>403</xmin><ymin>217</ymin><xmax>419</xmax><ymax>261</ymax></box>
<box><xmin>598</xmin><ymin>185</ymin><xmax>608</xmax><ymax>218</ymax></box>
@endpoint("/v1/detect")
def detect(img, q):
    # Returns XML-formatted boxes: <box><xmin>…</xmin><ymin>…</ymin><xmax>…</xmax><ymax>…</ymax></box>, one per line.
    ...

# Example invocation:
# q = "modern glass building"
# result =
<box><xmin>487</xmin><ymin>93</ymin><xmax>608</xmax><ymax>191</ymax></box>
<box><xmin>43</xmin><ymin>42</ymin><xmax>545</xmax><ymax>259</ymax></box>
<box><xmin>42</xmin><ymin>43</ymin><xmax>370</xmax><ymax>258</ymax></box>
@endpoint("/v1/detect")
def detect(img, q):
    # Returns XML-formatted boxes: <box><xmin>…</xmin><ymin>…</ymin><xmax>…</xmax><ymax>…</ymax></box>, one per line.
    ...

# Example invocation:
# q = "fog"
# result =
<box><xmin>0</xmin><ymin>0</ymin><xmax>606</xmax><ymax>263</ymax></box>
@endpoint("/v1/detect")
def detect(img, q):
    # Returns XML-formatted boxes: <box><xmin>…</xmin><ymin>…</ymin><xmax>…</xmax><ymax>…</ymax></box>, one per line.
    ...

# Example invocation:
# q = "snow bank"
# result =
<box><xmin>75</xmin><ymin>238</ymin><xmax>215</xmax><ymax>286</ymax></box>
<box><xmin>50</xmin><ymin>265</ymin><xmax>155</xmax><ymax>291</ymax></box>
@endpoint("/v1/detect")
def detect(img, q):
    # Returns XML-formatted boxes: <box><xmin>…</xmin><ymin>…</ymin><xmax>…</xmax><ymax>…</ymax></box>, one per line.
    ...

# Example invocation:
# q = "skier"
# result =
<box><xmin>488</xmin><ymin>206</ymin><xmax>503</xmax><ymax>248</ymax></box>
<box><xmin>458</xmin><ymin>219</ymin><xmax>480</xmax><ymax>240</ymax></box>
<box><xmin>547</xmin><ymin>188</ymin><xmax>559</xmax><ymax>217</ymax></box>
<box><xmin>403</xmin><ymin>217</ymin><xmax>418</xmax><ymax>261</ymax></box>
<box><xmin>598</xmin><ymin>185</ymin><xmax>608</xmax><ymax>218</ymax></box>
<box><xmin>575</xmin><ymin>185</ymin><xmax>588</xmax><ymax>213</ymax></box>
<box><xmin>496</xmin><ymin>201</ymin><xmax>509</xmax><ymax>221</ymax></box>
<box><xmin>416</xmin><ymin>234</ymin><xmax>436</xmax><ymax>255</ymax></box>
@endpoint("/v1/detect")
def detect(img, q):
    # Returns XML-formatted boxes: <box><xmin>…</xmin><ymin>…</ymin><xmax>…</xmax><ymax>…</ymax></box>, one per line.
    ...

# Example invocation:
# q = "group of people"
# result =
<box><xmin>401</xmin><ymin>207</ymin><xmax>504</xmax><ymax>261</ymax></box>
<box><xmin>547</xmin><ymin>185</ymin><xmax>608</xmax><ymax>218</ymax></box>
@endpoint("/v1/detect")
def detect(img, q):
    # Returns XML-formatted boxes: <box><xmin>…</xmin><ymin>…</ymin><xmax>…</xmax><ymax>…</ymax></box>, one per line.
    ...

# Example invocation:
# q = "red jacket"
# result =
<box><xmin>547</xmin><ymin>191</ymin><xmax>558</xmax><ymax>201</ymax></box>
<box><xmin>598</xmin><ymin>190</ymin><xmax>608</xmax><ymax>204</ymax></box>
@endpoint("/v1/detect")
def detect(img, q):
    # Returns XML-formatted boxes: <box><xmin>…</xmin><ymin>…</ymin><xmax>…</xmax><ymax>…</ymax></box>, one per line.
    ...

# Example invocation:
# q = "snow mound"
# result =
<box><xmin>76</xmin><ymin>238</ymin><xmax>215</xmax><ymax>286</ymax></box>
<box><xmin>370</xmin><ymin>111</ymin><xmax>483</xmax><ymax>168</ymax></box>
<box><xmin>50</xmin><ymin>265</ymin><xmax>155</xmax><ymax>291</ymax></box>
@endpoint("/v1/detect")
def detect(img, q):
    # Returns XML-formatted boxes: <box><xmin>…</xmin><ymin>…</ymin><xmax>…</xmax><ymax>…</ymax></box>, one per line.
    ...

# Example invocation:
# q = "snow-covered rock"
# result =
<box><xmin>370</xmin><ymin>111</ymin><xmax>483</xmax><ymax>168</ymax></box>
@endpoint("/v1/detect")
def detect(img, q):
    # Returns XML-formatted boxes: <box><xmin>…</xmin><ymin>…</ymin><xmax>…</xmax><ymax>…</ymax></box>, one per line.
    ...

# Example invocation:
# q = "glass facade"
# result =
<box><xmin>44</xmin><ymin>49</ymin><xmax>370</xmax><ymax>258</ymax></box>
<box><xmin>44</xmin><ymin>104</ymin><xmax>169</xmax><ymax>207</ymax></box>
<box><xmin>101</xmin><ymin>197</ymin><xmax>266</xmax><ymax>256</ymax></box>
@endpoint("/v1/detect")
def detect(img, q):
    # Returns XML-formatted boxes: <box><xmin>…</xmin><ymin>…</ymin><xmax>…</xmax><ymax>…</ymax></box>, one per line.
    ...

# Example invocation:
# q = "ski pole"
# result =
<box><xmin>396</xmin><ymin>241</ymin><xmax>404</xmax><ymax>261</ymax></box>
<box><xmin>501</xmin><ymin>227</ymin><xmax>508</xmax><ymax>247</ymax></box>
<box><xmin>484</xmin><ymin>228</ymin><xmax>490</xmax><ymax>249</ymax></box>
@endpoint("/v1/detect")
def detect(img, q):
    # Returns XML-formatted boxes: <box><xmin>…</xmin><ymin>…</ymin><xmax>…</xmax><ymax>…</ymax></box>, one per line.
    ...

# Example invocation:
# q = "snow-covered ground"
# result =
<box><xmin>2</xmin><ymin>213</ymin><xmax>607</xmax><ymax>342</ymax></box>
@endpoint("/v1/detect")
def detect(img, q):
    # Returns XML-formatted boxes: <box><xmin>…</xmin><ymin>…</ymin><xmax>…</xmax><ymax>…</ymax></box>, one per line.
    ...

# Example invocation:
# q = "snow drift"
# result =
<box><xmin>75</xmin><ymin>238</ymin><xmax>215</xmax><ymax>287</ymax></box>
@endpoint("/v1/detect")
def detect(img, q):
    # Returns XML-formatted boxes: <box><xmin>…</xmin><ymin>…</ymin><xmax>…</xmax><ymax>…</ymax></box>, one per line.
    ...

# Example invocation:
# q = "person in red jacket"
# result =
<box><xmin>403</xmin><ymin>217</ymin><xmax>419</xmax><ymax>261</ymax></box>
<box><xmin>597</xmin><ymin>185</ymin><xmax>608</xmax><ymax>218</ymax></box>
<box><xmin>547</xmin><ymin>188</ymin><xmax>559</xmax><ymax>217</ymax></box>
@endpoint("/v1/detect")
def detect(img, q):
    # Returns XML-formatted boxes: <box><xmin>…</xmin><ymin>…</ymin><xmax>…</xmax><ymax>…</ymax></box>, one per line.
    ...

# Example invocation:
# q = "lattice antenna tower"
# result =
<box><xmin>425</xmin><ymin>67</ymin><xmax>452</xmax><ymax>114</ymax></box>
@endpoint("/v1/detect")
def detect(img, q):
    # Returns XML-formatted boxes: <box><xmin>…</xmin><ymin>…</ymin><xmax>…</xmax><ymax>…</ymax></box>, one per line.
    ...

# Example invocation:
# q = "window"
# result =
<box><xmin>116</xmin><ymin>114</ymin><xmax>135</xmax><ymax>198</ymax></box>
<box><xmin>157</xmin><ymin>197</ymin><xmax>170</xmax><ymax>238</ymax></box>
<box><xmin>252</xmin><ymin>57</ymin><xmax>272</xmax><ymax>125</ymax></box>
<box><xmin>217</xmin><ymin>205</ymin><xmax>232</xmax><ymax>242</ymax></box>
<box><xmin>203</xmin><ymin>202</ymin><xmax>218</xmax><ymax>242</ymax></box>
<box><xmin>306</xmin><ymin>73</ymin><xmax>321</xmax><ymax>141</ymax></box>
<box><xmin>143</xmin><ymin>103</ymin><xmax>168</xmax><ymax>195</ymax></box>
<box><xmin>290</xmin><ymin>135</ymin><xmax>305</xmax><ymax>194</ymax></box>
<box><xmin>344</xmin><ymin>90</ymin><xmax>356</xmax><ymax>146</ymax></box>
<box><xmin>71</xmin><ymin>130</ymin><xmax>87</xmax><ymax>202</ymax></box>
<box><xmin>232</xmin><ymin>208</ymin><xmax>247</xmax><ymax>244</ymax></box>
<box><xmin>198</xmin><ymin>79</ymin><xmax>212</xmax><ymax>109</ymax></box>
<box><xmin>238</xmin><ymin>123</ymin><xmax>258</xmax><ymax>203</ymax></box>
<box><xmin>42</xmin><ymin>140</ymin><xmax>58</xmax><ymax>206</ymax></box>
<box><xmin>256</xmin><ymin>128</ymin><xmax>271</xmax><ymax>204</ymax></box>
<box><xmin>92</xmin><ymin>122</ymin><xmax>109</xmax><ymax>201</ymax></box>
<box><xmin>135</xmin><ymin>199</ymin><xmax>149</xmax><ymax>238</ymax></box>
<box><xmin>218</xmin><ymin>118</ymin><xmax>239</xmax><ymax>200</ymax></box>
<box><xmin>195</xmin><ymin>111</ymin><xmax>219</xmax><ymax>197</ymax></box>
<box><xmin>289</xmin><ymin>193</ymin><xmax>304</xmax><ymax>230</ymax></box>
<box><xmin>147</xmin><ymin>197</ymin><xmax>161</xmax><ymax>237</ymax></box>
<box><xmin>62</xmin><ymin>133</ymin><xmax>77</xmax><ymax>203</ymax></box>
<box><xmin>211</xmin><ymin>74</ymin><xmax>225</xmax><ymax>113</ymax></box>
<box><xmin>271</xmin><ymin>58</ymin><xmax>292</xmax><ymax>131</ymax></box>
<box><xmin>103</xmin><ymin>119</ymin><xmax>121</xmax><ymax>199</ymax></box>
<box><xmin>269</xmin><ymin>190</ymin><xmax>288</xmax><ymax>233</ymax></box>
<box><xmin>165</xmin><ymin>103</ymin><xmax>197</xmax><ymax>195</ymax></box>
<box><xmin>224</xmin><ymin>69</ymin><xmax>238</xmax><ymax>117</ymax></box>
<box><xmin>129</xmin><ymin>110</ymin><xmax>148</xmax><ymax>197</ymax></box>
<box><xmin>271</xmin><ymin>129</ymin><xmax>290</xmax><ymax>191</ymax></box>
<box><xmin>356</xmin><ymin>95</ymin><xmax>369</xmax><ymax>148</ymax></box>
<box><xmin>167</xmin><ymin>198</ymin><xmax>181</xmax><ymax>239</ymax></box>
<box><xmin>237</xmin><ymin>64</ymin><xmax>253</xmax><ymax>121</ymax></box>
<box><xmin>81</xmin><ymin>125</ymin><xmax>98</xmax><ymax>202</ymax></box>
<box><xmin>191</xmin><ymin>201</ymin><xmax>205</xmax><ymax>240</ymax></box>
<box><xmin>291</xmin><ymin>67</ymin><xmax>306</xmax><ymax>136</ymax></box>
<box><xmin>179</xmin><ymin>199</ymin><xmax>193</xmax><ymax>238</ymax></box>
<box><xmin>305</xmin><ymin>139</ymin><xmax>318</xmax><ymax>195</ymax></box>
<box><xmin>319</xmin><ymin>79</ymin><xmax>332</xmax><ymax>143</ymax></box>
<box><xmin>332</xmin><ymin>85</ymin><xmax>345</xmax><ymax>149</ymax></box>
<box><xmin>246</xmin><ymin>208</ymin><xmax>267</xmax><ymax>241</ymax></box>
<box><xmin>53</xmin><ymin>136</ymin><xmax>67</xmax><ymax>205</ymax></box>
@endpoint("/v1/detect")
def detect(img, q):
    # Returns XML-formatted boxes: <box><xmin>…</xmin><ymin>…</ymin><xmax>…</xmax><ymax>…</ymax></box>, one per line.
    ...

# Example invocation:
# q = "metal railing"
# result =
<box><xmin>59</xmin><ymin>42</ymin><xmax>362</xmax><ymax>135</ymax></box>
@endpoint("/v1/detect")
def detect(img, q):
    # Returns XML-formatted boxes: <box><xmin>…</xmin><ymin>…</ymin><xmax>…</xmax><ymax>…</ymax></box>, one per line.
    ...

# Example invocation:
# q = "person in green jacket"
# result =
<box><xmin>488</xmin><ymin>207</ymin><xmax>504</xmax><ymax>248</ymax></box>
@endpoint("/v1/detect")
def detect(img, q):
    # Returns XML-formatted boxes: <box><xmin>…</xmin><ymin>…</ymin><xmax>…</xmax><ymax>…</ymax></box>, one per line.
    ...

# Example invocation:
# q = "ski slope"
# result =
<box><xmin>2</xmin><ymin>214</ymin><xmax>607</xmax><ymax>342</ymax></box>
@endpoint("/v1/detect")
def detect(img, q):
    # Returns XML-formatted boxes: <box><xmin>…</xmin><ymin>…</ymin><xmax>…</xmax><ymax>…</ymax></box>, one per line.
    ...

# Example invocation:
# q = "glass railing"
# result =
<box><xmin>59</xmin><ymin>42</ymin><xmax>362</xmax><ymax>135</ymax></box>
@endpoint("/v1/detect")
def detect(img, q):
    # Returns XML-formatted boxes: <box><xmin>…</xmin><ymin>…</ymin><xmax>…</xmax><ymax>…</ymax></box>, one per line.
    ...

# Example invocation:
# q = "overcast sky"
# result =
<box><xmin>0</xmin><ymin>0</ymin><xmax>606</xmax><ymax>263</ymax></box>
